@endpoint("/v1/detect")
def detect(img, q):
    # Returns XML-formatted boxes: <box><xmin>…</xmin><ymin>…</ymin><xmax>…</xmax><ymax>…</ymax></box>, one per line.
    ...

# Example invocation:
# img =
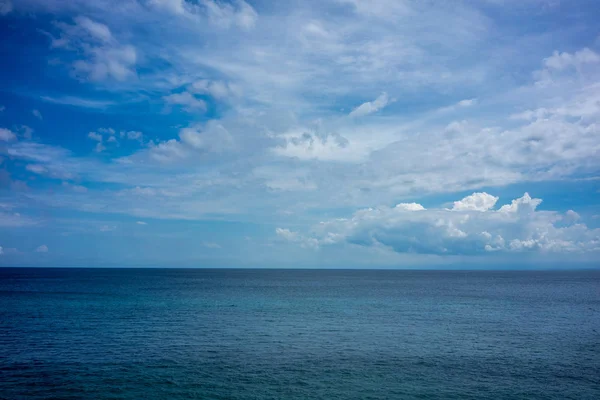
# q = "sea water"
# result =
<box><xmin>1</xmin><ymin>268</ymin><xmax>599</xmax><ymax>399</ymax></box>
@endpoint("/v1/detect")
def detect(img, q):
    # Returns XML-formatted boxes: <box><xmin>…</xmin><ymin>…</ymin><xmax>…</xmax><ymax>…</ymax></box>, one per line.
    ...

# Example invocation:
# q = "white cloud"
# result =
<box><xmin>456</xmin><ymin>98</ymin><xmax>478</xmax><ymax>107</ymax></box>
<box><xmin>163</xmin><ymin>92</ymin><xmax>207</xmax><ymax>112</ymax></box>
<box><xmin>99</xmin><ymin>127</ymin><xmax>115</xmax><ymax>135</ymax></box>
<box><xmin>136</xmin><ymin>221</ymin><xmax>147</xmax><ymax>225</ymax></box>
<box><xmin>74</xmin><ymin>16</ymin><xmax>113</xmax><ymax>42</ymax></box>
<box><xmin>35</xmin><ymin>244</ymin><xmax>48</xmax><ymax>253</ymax></box>
<box><xmin>0</xmin><ymin>128</ymin><xmax>17</xmax><ymax>142</ymax></box>
<box><xmin>280</xmin><ymin>193</ymin><xmax>600</xmax><ymax>255</ymax></box>
<box><xmin>149</xmin><ymin>0</ymin><xmax>186</xmax><ymax>15</ymax></box>
<box><xmin>189</xmin><ymin>79</ymin><xmax>241</xmax><ymax>100</ymax></box>
<box><xmin>543</xmin><ymin>48</ymin><xmax>600</xmax><ymax>71</ymax></box>
<box><xmin>349</xmin><ymin>92</ymin><xmax>390</xmax><ymax>117</ymax></box>
<box><xmin>0</xmin><ymin>0</ymin><xmax>12</xmax><ymax>15</ymax></box>
<box><xmin>498</xmin><ymin>192</ymin><xmax>542</xmax><ymax>213</ymax></box>
<box><xmin>276</xmin><ymin>228</ymin><xmax>318</xmax><ymax>249</ymax></box>
<box><xmin>53</xmin><ymin>17</ymin><xmax>137</xmax><ymax>82</ymax></box>
<box><xmin>121</xmin><ymin>130</ymin><xmax>143</xmax><ymax>142</ymax></box>
<box><xmin>202</xmin><ymin>241</ymin><xmax>221</xmax><ymax>249</ymax></box>
<box><xmin>395</xmin><ymin>203</ymin><xmax>426</xmax><ymax>211</ymax></box>
<box><xmin>535</xmin><ymin>48</ymin><xmax>600</xmax><ymax>86</ymax></box>
<box><xmin>452</xmin><ymin>192</ymin><xmax>498</xmax><ymax>211</ymax></box>
<box><xmin>32</xmin><ymin>109</ymin><xmax>43</xmax><ymax>120</ymax></box>
<box><xmin>272</xmin><ymin>130</ymin><xmax>354</xmax><ymax>161</ymax></box>
<box><xmin>40</xmin><ymin>95</ymin><xmax>115</xmax><ymax>109</ymax></box>
<box><xmin>17</xmin><ymin>125</ymin><xmax>33</xmax><ymax>140</ymax></box>
<box><xmin>88</xmin><ymin>131</ymin><xmax>103</xmax><ymax>142</ymax></box>
<box><xmin>148</xmin><ymin>139</ymin><xmax>188</xmax><ymax>163</ymax></box>
<box><xmin>26</xmin><ymin>164</ymin><xmax>47</xmax><ymax>174</ymax></box>
<box><xmin>61</xmin><ymin>182</ymin><xmax>88</xmax><ymax>193</ymax></box>
<box><xmin>201</xmin><ymin>0</ymin><xmax>258</xmax><ymax>29</ymax></box>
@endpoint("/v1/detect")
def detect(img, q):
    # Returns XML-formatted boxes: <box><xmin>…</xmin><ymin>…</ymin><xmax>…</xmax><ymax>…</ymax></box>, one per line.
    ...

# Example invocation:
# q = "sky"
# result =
<box><xmin>0</xmin><ymin>0</ymin><xmax>599</xmax><ymax>268</ymax></box>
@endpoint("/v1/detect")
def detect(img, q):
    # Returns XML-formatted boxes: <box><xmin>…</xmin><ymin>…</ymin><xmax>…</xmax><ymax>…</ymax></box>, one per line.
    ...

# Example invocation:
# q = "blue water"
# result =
<box><xmin>1</xmin><ymin>268</ymin><xmax>599</xmax><ymax>399</ymax></box>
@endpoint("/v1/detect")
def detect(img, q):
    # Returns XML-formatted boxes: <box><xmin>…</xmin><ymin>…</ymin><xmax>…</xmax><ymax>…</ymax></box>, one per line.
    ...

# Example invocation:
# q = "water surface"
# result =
<box><xmin>1</xmin><ymin>268</ymin><xmax>599</xmax><ymax>399</ymax></box>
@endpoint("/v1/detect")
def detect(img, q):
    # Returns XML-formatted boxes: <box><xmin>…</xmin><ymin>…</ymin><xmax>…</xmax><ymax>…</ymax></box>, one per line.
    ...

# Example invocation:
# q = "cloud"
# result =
<box><xmin>32</xmin><ymin>109</ymin><xmax>43</xmax><ymax>120</ymax></box>
<box><xmin>26</xmin><ymin>164</ymin><xmax>47</xmax><ymax>174</ymax></box>
<box><xmin>201</xmin><ymin>0</ymin><xmax>258</xmax><ymax>29</ymax></box>
<box><xmin>498</xmin><ymin>192</ymin><xmax>542</xmax><ymax>213</ymax></box>
<box><xmin>17</xmin><ymin>125</ymin><xmax>33</xmax><ymax>140</ymax></box>
<box><xmin>202</xmin><ymin>241</ymin><xmax>221</xmax><ymax>249</ymax></box>
<box><xmin>349</xmin><ymin>92</ymin><xmax>390</xmax><ymax>117</ymax></box>
<box><xmin>543</xmin><ymin>48</ymin><xmax>600</xmax><ymax>72</ymax></box>
<box><xmin>189</xmin><ymin>79</ymin><xmax>242</xmax><ymax>100</ymax></box>
<box><xmin>452</xmin><ymin>192</ymin><xmax>498</xmax><ymax>211</ymax></box>
<box><xmin>163</xmin><ymin>91</ymin><xmax>207</xmax><ymax>112</ymax></box>
<box><xmin>149</xmin><ymin>0</ymin><xmax>186</xmax><ymax>14</ymax></box>
<box><xmin>0</xmin><ymin>209</ymin><xmax>38</xmax><ymax>227</ymax></box>
<box><xmin>136</xmin><ymin>221</ymin><xmax>147</xmax><ymax>225</ymax></box>
<box><xmin>125</xmin><ymin>131</ymin><xmax>143</xmax><ymax>141</ymax></box>
<box><xmin>40</xmin><ymin>95</ymin><xmax>115</xmax><ymax>109</ymax></box>
<box><xmin>0</xmin><ymin>128</ymin><xmax>17</xmax><ymax>142</ymax></box>
<box><xmin>396</xmin><ymin>203</ymin><xmax>426</xmax><ymax>211</ymax></box>
<box><xmin>535</xmin><ymin>48</ymin><xmax>600</xmax><ymax>86</ymax></box>
<box><xmin>88</xmin><ymin>131</ymin><xmax>103</xmax><ymax>142</ymax></box>
<box><xmin>0</xmin><ymin>0</ymin><xmax>12</xmax><ymax>15</ymax></box>
<box><xmin>276</xmin><ymin>228</ymin><xmax>318</xmax><ymax>249</ymax></box>
<box><xmin>52</xmin><ymin>16</ymin><xmax>137</xmax><ymax>82</ymax></box>
<box><xmin>145</xmin><ymin>121</ymin><xmax>233</xmax><ymax>162</ymax></box>
<box><xmin>279</xmin><ymin>193</ymin><xmax>600</xmax><ymax>255</ymax></box>
<box><xmin>35</xmin><ymin>244</ymin><xmax>49</xmax><ymax>253</ymax></box>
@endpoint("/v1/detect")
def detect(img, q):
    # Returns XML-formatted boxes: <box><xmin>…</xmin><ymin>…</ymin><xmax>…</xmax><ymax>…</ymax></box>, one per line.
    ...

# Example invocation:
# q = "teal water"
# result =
<box><xmin>1</xmin><ymin>268</ymin><xmax>599</xmax><ymax>399</ymax></box>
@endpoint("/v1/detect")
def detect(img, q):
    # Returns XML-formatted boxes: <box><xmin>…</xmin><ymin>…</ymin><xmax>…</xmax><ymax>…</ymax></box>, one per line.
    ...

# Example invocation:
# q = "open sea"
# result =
<box><xmin>1</xmin><ymin>268</ymin><xmax>599</xmax><ymax>399</ymax></box>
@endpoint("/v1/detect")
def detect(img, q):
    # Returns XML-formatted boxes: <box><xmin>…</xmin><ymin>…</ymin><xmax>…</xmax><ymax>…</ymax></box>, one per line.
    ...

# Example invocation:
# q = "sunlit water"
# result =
<box><xmin>1</xmin><ymin>268</ymin><xmax>599</xmax><ymax>399</ymax></box>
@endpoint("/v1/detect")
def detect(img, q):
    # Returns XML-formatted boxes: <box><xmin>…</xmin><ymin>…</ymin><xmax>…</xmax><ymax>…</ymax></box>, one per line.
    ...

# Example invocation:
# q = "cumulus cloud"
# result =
<box><xmin>35</xmin><ymin>244</ymin><xmax>48</xmax><ymax>253</ymax></box>
<box><xmin>452</xmin><ymin>192</ymin><xmax>498</xmax><ymax>211</ymax></box>
<box><xmin>147</xmin><ymin>121</ymin><xmax>233</xmax><ymax>162</ymax></box>
<box><xmin>88</xmin><ymin>131</ymin><xmax>103</xmax><ymax>142</ymax></box>
<box><xmin>396</xmin><ymin>203</ymin><xmax>426</xmax><ymax>211</ymax></box>
<box><xmin>163</xmin><ymin>91</ymin><xmax>207</xmax><ymax>112</ymax></box>
<box><xmin>53</xmin><ymin>17</ymin><xmax>137</xmax><ymax>82</ymax></box>
<box><xmin>349</xmin><ymin>92</ymin><xmax>390</xmax><ymax>117</ymax></box>
<box><xmin>535</xmin><ymin>48</ymin><xmax>600</xmax><ymax>85</ymax></box>
<box><xmin>201</xmin><ymin>0</ymin><xmax>258</xmax><ymax>29</ymax></box>
<box><xmin>26</xmin><ymin>164</ymin><xmax>47</xmax><ymax>174</ymax></box>
<box><xmin>189</xmin><ymin>79</ymin><xmax>241</xmax><ymax>100</ymax></box>
<box><xmin>120</xmin><ymin>130</ymin><xmax>143</xmax><ymax>142</ymax></box>
<box><xmin>149</xmin><ymin>0</ymin><xmax>186</xmax><ymax>15</ymax></box>
<box><xmin>278</xmin><ymin>193</ymin><xmax>600</xmax><ymax>255</ymax></box>
<box><xmin>0</xmin><ymin>128</ymin><xmax>17</xmax><ymax>142</ymax></box>
<box><xmin>276</xmin><ymin>228</ymin><xmax>318</xmax><ymax>249</ymax></box>
<box><xmin>543</xmin><ymin>48</ymin><xmax>600</xmax><ymax>71</ymax></box>
<box><xmin>0</xmin><ymin>0</ymin><xmax>12</xmax><ymax>15</ymax></box>
<box><xmin>272</xmin><ymin>129</ymin><xmax>358</xmax><ymax>162</ymax></box>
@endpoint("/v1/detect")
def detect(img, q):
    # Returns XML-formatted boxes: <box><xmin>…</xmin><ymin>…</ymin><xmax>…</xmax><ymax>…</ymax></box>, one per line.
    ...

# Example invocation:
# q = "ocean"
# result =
<box><xmin>1</xmin><ymin>268</ymin><xmax>599</xmax><ymax>399</ymax></box>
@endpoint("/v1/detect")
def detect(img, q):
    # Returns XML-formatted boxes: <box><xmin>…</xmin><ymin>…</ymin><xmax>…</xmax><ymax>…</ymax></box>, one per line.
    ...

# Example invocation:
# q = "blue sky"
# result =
<box><xmin>0</xmin><ymin>0</ymin><xmax>599</xmax><ymax>268</ymax></box>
